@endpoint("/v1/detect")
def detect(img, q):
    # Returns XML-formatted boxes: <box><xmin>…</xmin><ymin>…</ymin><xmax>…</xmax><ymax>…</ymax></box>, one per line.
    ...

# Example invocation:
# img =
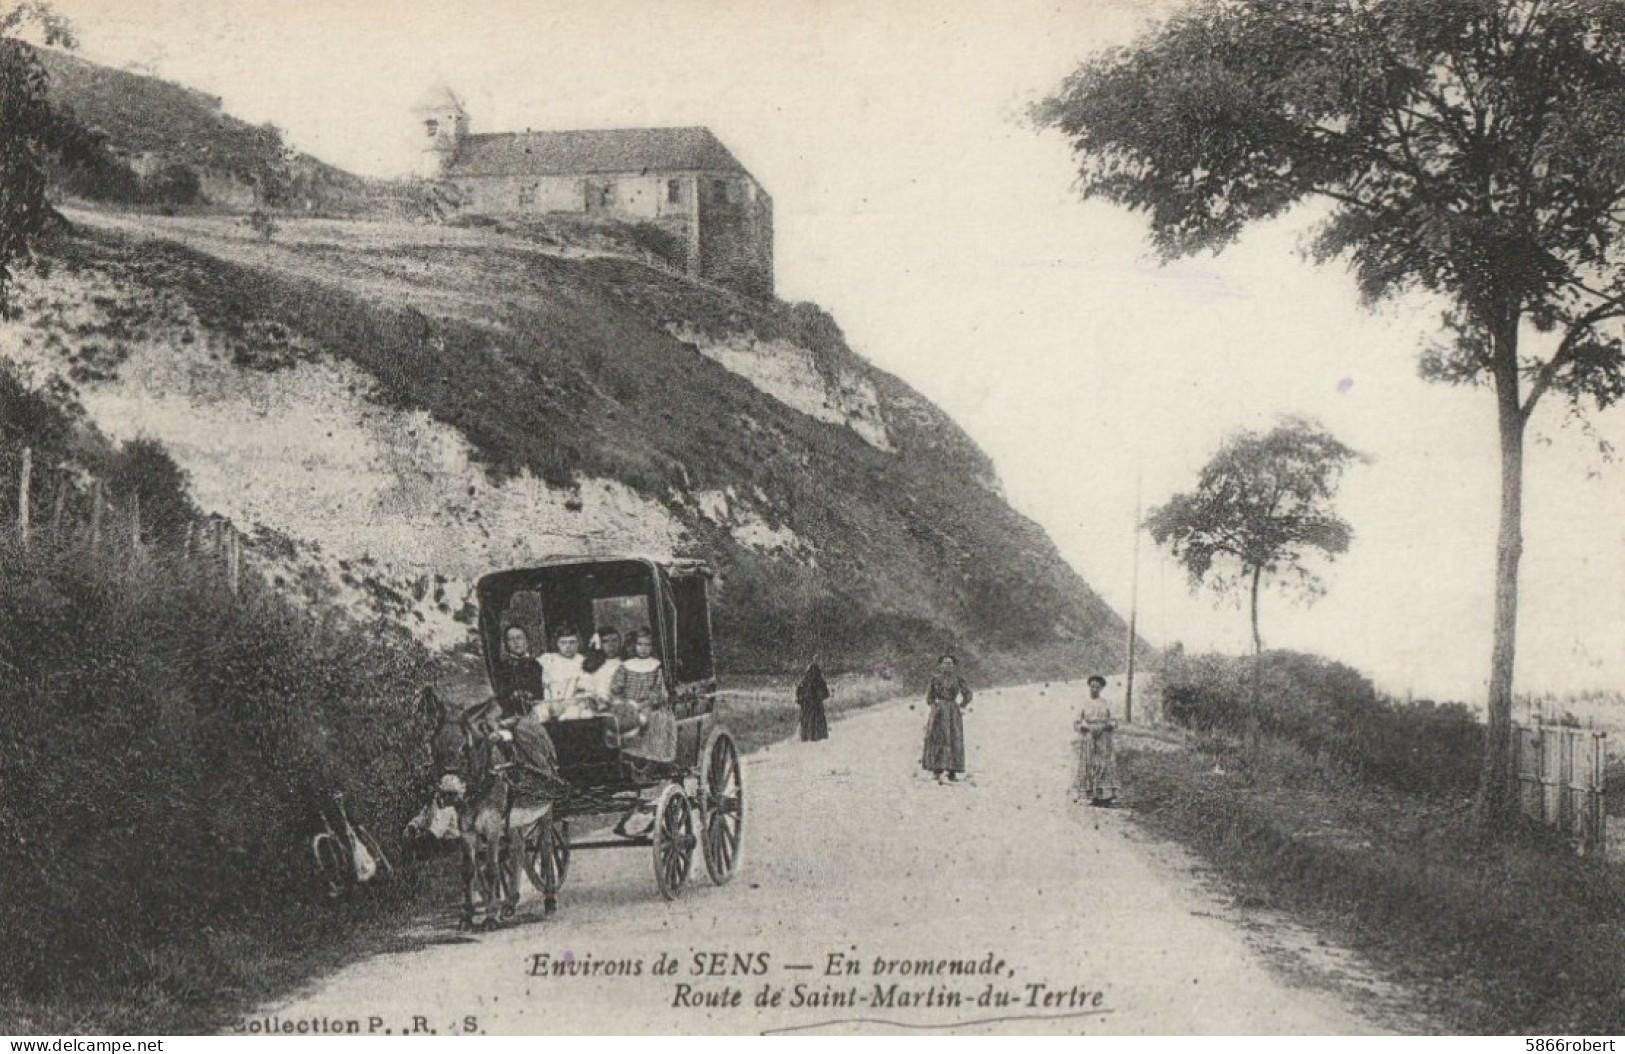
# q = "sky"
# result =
<box><xmin>43</xmin><ymin>0</ymin><xmax>1625</xmax><ymax>701</ymax></box>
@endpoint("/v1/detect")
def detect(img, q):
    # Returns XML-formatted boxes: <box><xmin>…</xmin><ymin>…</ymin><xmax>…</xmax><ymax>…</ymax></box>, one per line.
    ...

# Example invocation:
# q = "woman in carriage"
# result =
<box><xmin>496</xmin><ymin>625</ymin><xmax>545</xmax><ymax>716</ymax></box>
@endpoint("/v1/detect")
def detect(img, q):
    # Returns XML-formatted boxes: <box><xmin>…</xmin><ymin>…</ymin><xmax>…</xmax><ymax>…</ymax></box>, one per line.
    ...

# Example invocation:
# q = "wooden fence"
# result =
<box><xmin>1513</xmin><ymin>721</ymin><xmax>1608</xmax><ymax>856</ymax></box>
<box><xmin>3</xmin><ymin>445</ymin><xmax>248</xmax><ymax>593</ymax></box>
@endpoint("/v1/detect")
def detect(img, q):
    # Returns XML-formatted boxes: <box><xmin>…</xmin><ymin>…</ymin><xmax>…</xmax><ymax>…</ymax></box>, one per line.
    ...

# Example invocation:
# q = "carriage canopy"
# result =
<box><xmin>475</xmin><ymin>555</ymin><xmax>716</xmax><ymax>694</ymax></box>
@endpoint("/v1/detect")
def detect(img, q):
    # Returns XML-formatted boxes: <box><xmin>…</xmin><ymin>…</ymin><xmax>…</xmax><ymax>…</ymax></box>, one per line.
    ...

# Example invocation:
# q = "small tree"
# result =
<box><xmin>243</xmin><ymin>208</ymin><xmax>279</xmax><ymax>241</ymax></box>
<box><xmin>0</xmin><ymin>3</ymin><xmax>77</xmax><ymax>317</ymax></box>
<box><xmin>143</xmin><ymin>162</ymin><xmax>201</xmax><ymax>207</ymax></box>
<box><xmin>101</xmin><ymin>438</ymin><xmax>198</xmax><ymax>548</ymax></box>
<box><xmin>1146</xmin><ymin>418</ymin><xmax>1363</xmax><ymax>663</ymax></box>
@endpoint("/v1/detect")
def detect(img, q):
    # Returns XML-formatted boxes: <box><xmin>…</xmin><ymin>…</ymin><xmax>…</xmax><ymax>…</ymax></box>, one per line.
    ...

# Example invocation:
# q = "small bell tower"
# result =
<box><xmin>411</xmin><ymin>85</ymin><xmax>468</xmax><ymax>179</ymax></box>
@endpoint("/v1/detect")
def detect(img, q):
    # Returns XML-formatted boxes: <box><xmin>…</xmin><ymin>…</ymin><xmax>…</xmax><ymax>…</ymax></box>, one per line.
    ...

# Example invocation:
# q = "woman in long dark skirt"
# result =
<box><xmin>920</xmin><ymin>654</ymin><xmax>972</xmax><ymax>783</ymax></box>
<box><xmin>796</xmin><ymin>661</ymin><xmax>831</xmax><ymax>742</ymax></box>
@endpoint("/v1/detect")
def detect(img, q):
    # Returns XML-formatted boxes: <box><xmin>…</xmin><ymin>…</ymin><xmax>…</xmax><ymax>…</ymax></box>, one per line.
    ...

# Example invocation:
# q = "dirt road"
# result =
<box><xmin>250</xmin><ymin>684</ymin><xmax>1414</xmax><ymax>1035</ymax></box>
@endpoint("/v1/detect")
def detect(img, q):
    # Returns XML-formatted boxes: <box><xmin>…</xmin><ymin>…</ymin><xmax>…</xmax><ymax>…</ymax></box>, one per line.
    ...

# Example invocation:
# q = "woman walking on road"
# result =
<box><xmin>1075</xmin><ymin>674</ymin><xmax>1120</xmax><ymax>806</ymax></box>
<box><xmin>796</xmin><ymin>661</ymin><xmax>831</xmax><ymax>742</ymax></box>
<box><xmin>920</xmin><ymin>654</ymin><xmax>972</xmax><ymax>783</ymax></box>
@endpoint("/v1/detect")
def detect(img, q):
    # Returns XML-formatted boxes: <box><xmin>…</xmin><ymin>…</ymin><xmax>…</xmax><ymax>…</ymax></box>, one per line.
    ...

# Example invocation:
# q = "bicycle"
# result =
<box><xmin>311</xmin><ymin>791</ymin><xmax>394</xmax><ymax>901</ymax></box>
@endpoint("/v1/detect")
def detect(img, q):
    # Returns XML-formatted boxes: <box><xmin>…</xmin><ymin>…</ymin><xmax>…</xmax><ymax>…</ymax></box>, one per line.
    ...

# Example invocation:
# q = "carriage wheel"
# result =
<box><xmin>651</xmin><ymin>784</ymin><xmax>695</xmax><ymax>901</ymax></box>
<box><xmin>523</xmin><ymin>818</ymin><xmax>571</xmax><ymax>895</ymax></box>
<box><xmin>699</xmin><ymin>731</ymin><xmax>744</xmax><ymax>886</ymax></box>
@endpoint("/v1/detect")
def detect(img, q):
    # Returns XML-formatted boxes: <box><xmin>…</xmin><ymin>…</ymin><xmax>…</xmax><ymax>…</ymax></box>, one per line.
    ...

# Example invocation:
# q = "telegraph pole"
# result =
<box><xmin>1125</xmin><ymin>478</ymin><xmax>1142</xmax><ymax>724</ymax></box>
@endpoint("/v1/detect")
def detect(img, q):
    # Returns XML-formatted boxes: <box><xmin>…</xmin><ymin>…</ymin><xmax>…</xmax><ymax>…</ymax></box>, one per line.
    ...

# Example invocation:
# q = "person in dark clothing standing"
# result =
<box><xmin>920</xmin><ymin>654</ymin><xmax>972</xmax><ymax>783</ymax></box>
<box><xmin>796</xmin><ymin>661</ymin><xmax>831</xmax><ymax>742</ymax></box>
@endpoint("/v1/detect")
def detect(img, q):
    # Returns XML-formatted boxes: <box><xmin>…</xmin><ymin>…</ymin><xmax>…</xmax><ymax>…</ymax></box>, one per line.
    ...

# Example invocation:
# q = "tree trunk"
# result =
<box><xmin>1475</xmin><ymin>318</ymin><xmax>1525</xmax><ymax>835</ymax></box>
<box><xmin>1248</xmin><ymin>563</ymin><xmax>1263</xmax><ymax>746</ymax></box>
<box><xmin>1249</xmin><ymin>564</ymin><xmax>1263</xmax><ymax>660</ymax></box>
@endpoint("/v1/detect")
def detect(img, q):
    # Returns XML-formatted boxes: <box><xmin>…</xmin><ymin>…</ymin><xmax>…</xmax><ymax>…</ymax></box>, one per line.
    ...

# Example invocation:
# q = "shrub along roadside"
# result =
<box><xmin>1162</xmin><ymin>650</ymin><xmax>1483</xmax><ymax>798</ymax></box>
<box><xmin>0</xmin><ymin>531</ymin><xmax>446</xmax><ymax>1033</ymax></box>
<box><xmin>1116</xmin><ymin>736</ymin><xmax>1625</xmax><ymax>1034</ymax></box>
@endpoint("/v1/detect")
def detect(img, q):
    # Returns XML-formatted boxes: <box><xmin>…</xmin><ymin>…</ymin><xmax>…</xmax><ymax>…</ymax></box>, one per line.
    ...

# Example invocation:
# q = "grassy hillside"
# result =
<box><xmin>34</xmin><ymin>46</ymin><xmax>412</xmax><ymax>214</ymax></box>
<box><xmin>38</xmin><ymin>48</ymin><xmax>284</xmax><ymax>179</ymax></box>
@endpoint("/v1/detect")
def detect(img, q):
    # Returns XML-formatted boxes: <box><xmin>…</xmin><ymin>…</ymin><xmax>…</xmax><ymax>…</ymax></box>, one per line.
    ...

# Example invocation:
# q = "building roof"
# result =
<box><xmin>412</xmin><ymin>84</ymin><xmax>466</xmax><ymax>114</ymax></box>
<box><xmin>446</xmin><ymin>126</ymin><xmax>749</xmax><ymax>178</ymax></box>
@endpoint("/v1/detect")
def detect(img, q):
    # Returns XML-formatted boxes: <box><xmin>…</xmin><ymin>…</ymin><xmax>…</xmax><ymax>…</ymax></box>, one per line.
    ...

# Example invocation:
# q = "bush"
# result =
<box><xmin>0</xmin><ymin>532</ymin><xmax>438</xmax><ymax>1007</ymax></box>
<box><xmin>1605</xmin><ymin>757</ymin><xmax>1625</xmax><ymax>818</ymax></box>
<box><xmin>142</xmin><ymin>162</ymin><xmax>202</xmax><ymax>206</ymax></box>
<box><xmin>624</xmin><ymin>221</ymin><xmax>687</xmax><ymax>269</ymax></box>
<box><xmin>0</xmin><ymin>365</ymin><xmax>83</xmax><ymax>460</ymax></box>
<box><xmin>1162</xmin><ymin>650</ymin><xmax>1482</xmax><ymax>798</ymax></box>
<box><xmin>96</xmin><ymin>438</ymin><xmax>198</xmax><ymax>547</ymax></box>
<box><xmin>242</xmin><ymin>209</ymin><xmax>279</xmax><ymax>241</ymax></box>
<box><xmin>49</xmin><ymin>151</ymin><xmax>143</xmax><ymax>204</ymax></box>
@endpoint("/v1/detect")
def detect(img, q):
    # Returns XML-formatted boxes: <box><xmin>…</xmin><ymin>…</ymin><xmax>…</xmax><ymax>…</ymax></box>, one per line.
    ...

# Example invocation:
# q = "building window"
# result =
<box><xmin>711</xmin><ymin>179</ymin><xmax>729</xmax><ymax>204</ymax></box>
<box><xmin>519</xmin><ymin>183</ymin><xmax>535</xmax><ymax>207</ymax></box>
<box><xmin>424</xmin><ymin>119</ymin><xmax>439</xmax><ymax>138</ymax></box>
<box><xmin>585</xmin><ymin>180</ymin><xmax>616</xmax><ymax>211</ymax></box>
<box><xmin>667</xmin><ymin>179</ymin><xmax>681</xmax><ymax>204</ymax></box>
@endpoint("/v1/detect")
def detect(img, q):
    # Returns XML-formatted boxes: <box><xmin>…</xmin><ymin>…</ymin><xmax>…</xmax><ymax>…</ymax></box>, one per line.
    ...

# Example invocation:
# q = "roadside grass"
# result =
<box><xmin>717</xmin><ymin>672</ymin><xmax>902</xmax><ymax>755</ymax></box>
<box><xmin>0</xmin><ymin>872</ymin><xmax>451</xmax><ymax>1035</ymax></box>
<box><xmin>1117</xmin><ymin>733</ymin><xmax>1625</xmax><ymax>1035</ymax></box>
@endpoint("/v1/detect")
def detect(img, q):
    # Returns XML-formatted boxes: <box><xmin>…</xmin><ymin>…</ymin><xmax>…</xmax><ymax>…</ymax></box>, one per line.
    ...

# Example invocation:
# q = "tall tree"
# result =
<box><xmin>1146</xmin><ymin>418</ymin><xmax>1361</xmax><ymax>659</ymax></box>
<box><xmin>1037</xmin><ymin>0</ymin><xmax>1625</xmax><ymax>831</ymax></box>
<box><xmin>0</xmin><ymin>2</ymin><xmax>76</xmax><ymax>317</ymax></box>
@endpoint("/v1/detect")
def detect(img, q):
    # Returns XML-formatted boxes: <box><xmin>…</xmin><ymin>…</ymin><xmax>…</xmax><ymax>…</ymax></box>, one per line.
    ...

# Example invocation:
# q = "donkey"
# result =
<box><xmin>419</xmin><ymin>686</ymin><xmax>559</xmax><ymax>930</ymax></box>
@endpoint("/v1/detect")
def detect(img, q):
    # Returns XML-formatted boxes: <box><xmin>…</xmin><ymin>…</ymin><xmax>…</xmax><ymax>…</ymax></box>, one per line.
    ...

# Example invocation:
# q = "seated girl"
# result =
<box><xmin>611</xmin><ymin>627</ymin><xmax>677</xmax><ymax>763</ymax></box>
<box><xmin>538</xmin><ymin>626</ymin><xmax>595</xmax><ymax>721</ymax></box>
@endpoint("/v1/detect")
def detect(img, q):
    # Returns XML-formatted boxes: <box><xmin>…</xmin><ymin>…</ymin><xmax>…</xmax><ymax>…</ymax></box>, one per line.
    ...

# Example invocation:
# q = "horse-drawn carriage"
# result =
<box><xmin>420</xmin><ymin>555</ymin><xmax>744</xmax><ymax>926</ymax></box>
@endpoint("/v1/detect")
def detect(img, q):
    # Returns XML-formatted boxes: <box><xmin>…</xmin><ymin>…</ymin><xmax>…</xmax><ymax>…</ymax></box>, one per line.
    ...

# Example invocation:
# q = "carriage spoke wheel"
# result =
<box><xmin>548</xmin><ymin>818</ymin><xmax>571</xmax><ymax>890</ymax></box>
<box><xmin>700</xmin><ymin>732</ymin><xmax>744</xmax><ymax>886</ymax></box>
<box><xmin>524</xmin><ymin>818</ymin><xmax>571</xmax><ymax>896</ymax></box>
<box><xmin>652</xmin><ymin>785</ymin><xmax>695</xmax><ymax>901</ymax></box>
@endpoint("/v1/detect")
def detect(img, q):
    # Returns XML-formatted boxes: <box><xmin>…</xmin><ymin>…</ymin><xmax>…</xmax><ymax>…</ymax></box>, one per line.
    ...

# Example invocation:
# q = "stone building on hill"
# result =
<box><xmin>412</xmin><ymin>87</ymin><xmax>773</xmax><ymax>297</ymax></box>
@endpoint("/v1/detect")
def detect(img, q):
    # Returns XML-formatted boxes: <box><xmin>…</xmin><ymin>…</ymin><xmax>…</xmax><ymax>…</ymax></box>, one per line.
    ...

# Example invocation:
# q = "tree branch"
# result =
<box><xmin>1522</xmin><ymin>297</ymin><xmax>1625</xmax><ymax>419</ymax></box>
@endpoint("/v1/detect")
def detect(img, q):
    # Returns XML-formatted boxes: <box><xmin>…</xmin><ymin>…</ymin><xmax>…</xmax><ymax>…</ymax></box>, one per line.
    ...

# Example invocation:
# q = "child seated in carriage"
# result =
<box><xmin>612</xmin><ymin>627</ymin><xmax>677</xmax><ymax>764</ymax></box>
<box><xmin>536</xmin><ymin>626</ymin><xmax>596</xmax><ymax>721</ymax></box>
<box><xmin>582</xmin><ymin>627</ymin><xmax>626</xmax><ymax>728</ymax></box>
<box><xmin>609</xmin><ymin>628</ymin><xmax>678</xmax><ymax>838</ymax></box>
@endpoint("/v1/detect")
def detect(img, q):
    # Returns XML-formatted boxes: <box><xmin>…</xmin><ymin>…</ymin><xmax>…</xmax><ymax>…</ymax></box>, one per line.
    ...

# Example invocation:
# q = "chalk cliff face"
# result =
<box><xmin>0</xmin><ymin>54</ymin><xmax>1132</xmax><ymax>679</ymax></box>
<box><xmin>664</xmin><ymin>323</ymin><xmax>894</xmax><ymax>453</ymax></box>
